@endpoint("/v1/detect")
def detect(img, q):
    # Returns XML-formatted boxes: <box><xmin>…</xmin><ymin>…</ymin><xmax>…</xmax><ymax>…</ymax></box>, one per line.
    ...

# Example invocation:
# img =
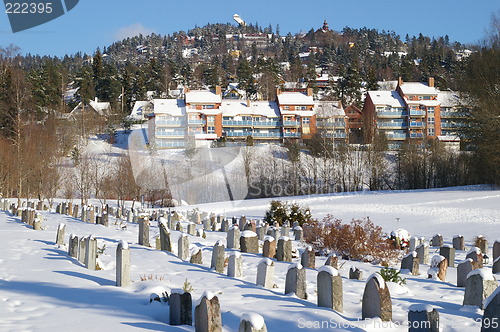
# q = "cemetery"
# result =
<box><xmin>0</xmin><ymin>187</ymin><xmax>500</xmax><ymax>331</ymax></box>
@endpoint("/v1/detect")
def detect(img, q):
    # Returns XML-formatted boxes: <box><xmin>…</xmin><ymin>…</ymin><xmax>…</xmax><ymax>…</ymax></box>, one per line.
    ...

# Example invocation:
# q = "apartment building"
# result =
<box><xmin>363</xmin><ymin>78</ymin><xmax>464</xmax><ymax>150</ymax></box>
<box><xmin>146</xmin><ymin>87</ymin><xmax>348</xmax><ymax>148</ymax></box>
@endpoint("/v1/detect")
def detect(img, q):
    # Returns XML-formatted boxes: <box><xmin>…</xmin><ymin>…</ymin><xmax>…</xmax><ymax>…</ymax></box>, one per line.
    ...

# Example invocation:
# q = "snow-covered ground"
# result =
<box><xmin>1</xmin><ymin>186</ymin><xmax>499</xmax><ymax>331</ymax></box>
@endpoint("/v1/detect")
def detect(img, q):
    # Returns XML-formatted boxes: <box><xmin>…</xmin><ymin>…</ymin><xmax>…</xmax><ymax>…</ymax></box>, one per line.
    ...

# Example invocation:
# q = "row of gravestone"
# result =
<box><xmin>418</xmin><ymin>233</ymin><xmax>491</xmax><ymax>256</ymax></box>
<box><xmin>55</xmin><ymin>223</ymin><xmax>101</xmax><ymax>271</ymax></box>
<box><xmin>33</xmin><ymin>206</ymin><xmax>500</xmax><ymax>331</ymax></box>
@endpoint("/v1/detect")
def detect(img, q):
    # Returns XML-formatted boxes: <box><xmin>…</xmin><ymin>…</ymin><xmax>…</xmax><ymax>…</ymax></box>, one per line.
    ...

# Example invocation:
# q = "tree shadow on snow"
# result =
<box><xmin>54</xmin><ymin>270</ymin><xmax>115</xmax><ymax>286</ymax></box>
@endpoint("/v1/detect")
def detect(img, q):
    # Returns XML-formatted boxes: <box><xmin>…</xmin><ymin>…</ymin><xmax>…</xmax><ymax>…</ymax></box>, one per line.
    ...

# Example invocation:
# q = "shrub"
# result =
<box><xmin>378</xmin><ymin>267</ymin><xmax>406</xmax><ymax>285</ymax></box>
<box><xmin>182</xmin><ymin>278</ymin><xmax>194</xmax><ymax>293</ymax></box>
<box><xmin>264</xmin><ymin>200</ymin><xmax>312</xmax><ymax>226</ymax></box>
<box><xmin>303</xmin><ymin>215</ymin><xmax>400</xmax><ymax>264</ymax></box>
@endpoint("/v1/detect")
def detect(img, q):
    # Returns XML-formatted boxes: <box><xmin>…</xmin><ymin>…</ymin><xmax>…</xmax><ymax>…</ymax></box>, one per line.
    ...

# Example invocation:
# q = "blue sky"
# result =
<box><xmin>0</xmin><ymin>0</ymin><xmax>498</xmax><ymax>57</ymax></box>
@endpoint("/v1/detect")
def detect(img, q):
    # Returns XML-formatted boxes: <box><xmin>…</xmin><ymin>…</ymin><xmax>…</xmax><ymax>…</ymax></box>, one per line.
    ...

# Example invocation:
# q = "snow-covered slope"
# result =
<box><xmin>1</xmin><ymin>186</ymin><xmax>499</xmax><ymax>331</ymax></box>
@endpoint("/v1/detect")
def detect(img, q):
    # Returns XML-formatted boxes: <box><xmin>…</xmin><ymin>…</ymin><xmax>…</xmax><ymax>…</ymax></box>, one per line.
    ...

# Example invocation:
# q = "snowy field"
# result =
<box><xmin>1</xmin><ymin>185</ymin><xmax>500</xmax><ymax>331</ymax></box>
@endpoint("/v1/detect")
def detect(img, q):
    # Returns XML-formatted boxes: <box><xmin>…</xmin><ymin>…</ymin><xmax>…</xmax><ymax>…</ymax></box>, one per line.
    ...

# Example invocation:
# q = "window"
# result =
<box><xmin>427</xmin><ymin>128</ymin><xmax>435</xmax><ymax>136</ymax></box>
<box><xmin>302</xmin><ymin>117</ymin><xmax>310</xmax><ymax>124</ymax></box>
<box><xmin>202</xmin><ymin>104</ymin><xmax>214</xmax><ymax>109</ymax></box>
<box><xmin>427</xmin><ymin>117</ymin><xmax>435</xmax><ymax>124</ymax></box>
<box><xmin>283</xmin><ymin>106</ymin><xmax>290</xmax><ymax>110</ymax></box>
<box><xmin>427</xmin><ymin>107</ymin><xmax>434</xmax><ymax>114</ymax></box>
<box><xmin>207</xmin><ymin>126</ymin><xmax>215</xmax><ymax>134</ymax></box>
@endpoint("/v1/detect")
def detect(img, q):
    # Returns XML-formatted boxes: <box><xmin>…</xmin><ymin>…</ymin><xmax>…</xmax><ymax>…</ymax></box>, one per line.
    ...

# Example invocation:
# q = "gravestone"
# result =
<box><xmin>262</xmin><ymin>236</ymin><xmax>276</xmax><ymax>259</ymax></box>
<box><xmin>482</xmin><ymin>288</ymin><xmax>500</xmax><ymax>332</ymax></box>
<box><xmin>317</xmin><ymin>265</ymin><xmax>343</xmax><ymax>312</ymax></box>
<box><xmin>256</xmin><ymin>224</ymin><xmax>268</xmax><ymax>241</ymax></box>
<box><xmin>266</xmin><ymin>227</ymin><xmax>279</xmax><ymax>242</ymax></box>
<box><xmin>409</xmin><ymin>236</ymin><xmax>419</xmax><ymax>252</ymax></box>
<box><xmin>178</xmin><ymin>234</ymin><xmax>189</xmax><ymax>261</ymax></box>
<box><xmin>240</xmin><ymin>231</ymin><xmax>259</xmax><ymax>253</ymax></box>
<box><xmin>228</xmin><ymin>251</ymin><xmax>243</xmax><ymax>278</ymax></box>
<box><xmin>203</xmin><ymin>218</ymin><xmax>211</xmax><ymax>231</ymax></box>
<box><xmin>221</xmin><ymin>219</ymin><xmax>230</xmax><ymax>233</ymax></box>
<box><xmin>239</xmin><ymin>215</ymin><xmax>247</xmax><ymax>231</ymax></box>
<box><xmin>190</xmin><ymin>247</ymin><xmax>203</xmax><ymax>264</ymax></box>
<box><xmin>431</xmin><ymin>234</ymin><xmax>443</xmax><ymax>247</ymax></box>
<box><xmin>439</xmin><ymin>246</ymin><xmax>456</xmax><ymax>267</ymax></box>
<box><xmin>293</xmin><ymin>226</ymin><xmax>303</xmax><ymax>241</ymax></box>
<box><xmin>170</xmin><ymin>290</ymin><xmax>192</xmax><ymax>326</ymax></box>
<box><xmin>256</xmin><ymin>258</ymin><xmax>274</xmax><ymax>289</ymax></box>
<box><xmin>493</xmin><ymin>240</ymin><xmax>500</xmax><ymax>262</ymax></box>
<box><xmin>401</xmin><ymin>251</ymin><xmax>419</xmax><ymax>276</ymax></box>
<box><xmin>55</xmin><ymin>223</ymin><xmax>66</xmax><ymax>245</ymax></box>
<box><xmin>138</xmin><ymin>217</ymin><xmax>150</xmax><ymax>247</ymax></box>
<box><xmin>466</xmin><ymin>247</ymin><xmax>484</xmax><ymax>268</ymax></box>
<box><xmin>362</xmin><ymin>273</ymin><xmax>392</xmax><ymax>321</ymax></box>
<box><xmin>227</xmin><ymin>226</ymin><xmax>240</xmax><ymax>250</ymax></box>
<box><xmin>238</xmin><ymin>313</ymin><xmax>267</xmax><ymax>332</ymax></box>
<box><xmin>493</xmin><ymin>257</ymin><xmax>500</xmax><ymax>274</ymax></box>
<box><xmin>33</xmin><ymin>215</ymin><xmax>42</xmax><ymax>230</ymax></box>
<box><xmin>281</xmin><ymin>223</ymin><xmax>290</xmax><ymax>237</ymax></box>
<box><xmin>159</xmin><ymin>219</ymin><xmax>172</xmax><ymax>252</ymax></box>
<box><xmin>427</xmin><ymin>255</ymin><xmax>447</xmax><ymax>281</ymax></box>
<box><xmin>176</xmin><ymin>222</ymin><xmax>183</xmax><ymax>232</ymax></box>
<box><xmin>85</xmin><ymin>235</ymin><xmax>97</xmax><ymax>270</ymax></box>
<box><xmin>88</xmin><ymin>207</ymin><xmax>95</xmax><ymax>224</ymax></box>
<box><xmin>457</xmin><ymin>259</ymin><xmax>474</xmax><ymax>287</ymax></box>
<box><xmin>408</xmin><ymin>304</ymin><xmax>439</xmax><ymax>332</ymax></box>
<box><xmin>196</xmin><ymin>229</ymin><xmax>205</xmax><ymax>238</ymax></box>
<box><xmin>301</xmin><ymin>246</ymin><xmax>315</xmax><ymax>269</ymax></box>
<box><xmin>463</xmin><ymin>269</ymin><xmax>497</xmax><ymax>308</ymax></box>
<box><xmin>72</xmin><ymin>205</ymin><xmax>79</xmax><ymax>218</ymax></box>
<box><xmin>276</xmin><ymin>237</ymin><xmax>292</xmax><ymax>262</ymax></box>
<box><xmin>349</xmin><ymin>267</ymin><xmax>363</xmax><ymax>280</ymax></box>
<box><xmin>187</xmin><ymin>223</ymin><xmax>196</xmax><ymax>236</ymax></box>
<box><xmin>285</xmin><ymin>263</ymin><xmax>307</xmax><ymax>299</ymax></box>
<box><xmin>211</xmin><ymin>241</ymin><xmax>225</xmax><ymax>273</ymax></box>
<box><xmin>116</xmin><ymin>240</ymin><xmax>131</xmax><ymax>287</ymax></box>
<box><xmin>68</xmin><ymin>234</ymin><xmax>79</xmax><ymax>258</ymax></box>
<box><xmin>194</xmin><ymin>292</ymin><xmax>222</xmax><ymax>332</ymax></box>
<box><xmin>453</xmin><ymin>235</ymin><xmax>465</xmax><ymax>251</ymax></box>
<box><xmin>325</xmin><ymin>253</ymin><xmax>339</xmax><ymax>269</ymax></box>
<box><xmin>78</xmin><ymin>237</ymin><xmax>87</xmax><ymax>264</ymax></box>
<box><xmin>416</xmin><ymin>243</ymin><xmax>429</xmax><ymax>265</ymax></box>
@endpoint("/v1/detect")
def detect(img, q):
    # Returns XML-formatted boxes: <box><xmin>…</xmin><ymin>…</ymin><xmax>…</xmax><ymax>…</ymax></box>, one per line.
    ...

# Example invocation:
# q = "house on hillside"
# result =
<box><xmin>363</xmin><ymin>77</ymin><xmax>465</xmax><ymax>150</ymax></box>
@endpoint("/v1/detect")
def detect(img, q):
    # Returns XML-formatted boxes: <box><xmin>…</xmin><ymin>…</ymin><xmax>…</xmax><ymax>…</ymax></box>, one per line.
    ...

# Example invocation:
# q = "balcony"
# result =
<box><xmin>156</xmin><ymin>120</ymin><xmax>185</xmax><ymax>126</ymax></box>
<box><xmin>283</xmin><ymin>120</ymin><xmax>300</xmax><ymax>127</ymax></box>
<box><xmin>324</xmin><ymin>132</ymin><xmax>347</xmax><ymax>139</ymax></box>
<box><xmin>156</xmin><ymin>140</ymin><xmax>186</xmax><ymax>148</ymax></box>
<box><xmin>253</xmin><ymin>121</ymin><xmax>282</xmax><ymax>127</ymax></box>
<box><xmin>440</xmin><ymin>111</ymin><xmax>464</xmax><ymax>118</ymax></box>
<box><xmin>377</xmin><ymin>122</ymin><xmax>407</xmax><ymax>129</ymax></box>
<box><xmin>222</xmin><ymin>120</ymin><xmax>253</xmax><ymax>127</ymax></box>
<box><xmin>188</xmin><ymin>119</ymin><xmax>206</xmax><ymax>125</ymax></box>
<box><xmin>409</xmin><ymin>110</ymin><xmax>425</xmax><ymax>116</ymax></box>
<box><xmin>156</xmin><ymin>131</ymin><xmax>186</xmax><ymax>137</ymax></box>
<box><xmin>386</xmin><ymin>133</ymin><xmax>407</xmax><ymax>140</ymax></box>
<box><xmin>226</xmin><ymin>131</ymin><xmax>253</xmax><ymax>137</ymax></box>
<box><xmin>377</xmin><ymin>111</ymin><xmax>408</xmax><ymax>118</ymax></box>
<box><xmin>409</xmin><ymin>122</ymin><xmax>424</xmax><ymax>128</ymax></box>
<box><xmin>317</xmin><ymin>121</ymin><xmax>346</xmax><ymax>128</ymax></box>
<box><xmin>253</xmin><ymin>132</ymin><xmax>282</xmax><ymax>138</ymax></box>
<box><xmin>283</xmin><ymin>132</ymin><xmax>301</xmax><ymax>138</ymax></box>
<box><xmin>410</xmin><ymin>133</ymin><xmax>424</xmax><ymax>138</ymax></box>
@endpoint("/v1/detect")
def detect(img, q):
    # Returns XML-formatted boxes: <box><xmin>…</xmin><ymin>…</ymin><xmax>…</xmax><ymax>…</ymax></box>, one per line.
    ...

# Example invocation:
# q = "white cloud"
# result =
<box><xmin>114</xmin><ymin>23</ymin><xmax>155</xmax><ymax>40</ymax></box>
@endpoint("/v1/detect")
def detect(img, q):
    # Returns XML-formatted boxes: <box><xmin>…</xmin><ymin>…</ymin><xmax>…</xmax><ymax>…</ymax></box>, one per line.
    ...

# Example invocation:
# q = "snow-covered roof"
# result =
<box><xmin>130</xmin><ymin>101</ymin><xmax>151</xmax><ymax>119</ymax></box>
<box><xmin>437</xmin><ymin>135</ymin><xmax>460</xmax><ymax>142</ymax></box>
<box><xmin>367</xmin><ymin>91</ymin><xmax>405</xmax><ymax>107</ymax></box>
<box><xmin>185</xmin><ymin>90</ymin><xmax>222</xmax><ymax>104</ymax></box>
<box><xmin>89</xmin><ymin>99</ymin><xmax>111</xmax><ymax>116</ymax></box>
<box><xmin>153</xmin><ymin>99</ymin><xmax>186</xmax><ymax>116</ymax></box>
<box><xmin>377</xmin><ymin>80</ymin><xmax>398</xmax><ymax>91</ymax></box>
<box><xmin>399</xmin><ymin>82</ymin><xmax>438</xmax><ymax>95</ymax></box>
<box><xmin>277</xmin><ymin>92</ymin><xmax>314</xmax><ymax>106</ymax></box>
<box><xmin>220</xmin><ymin>101</ymin><xmax>280</xmax><ymax>118</ymax></box>
<box><xmin>315</xmin><ymin>101</ymin><xmax>344</xmax><ymax>117</ymax></box>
